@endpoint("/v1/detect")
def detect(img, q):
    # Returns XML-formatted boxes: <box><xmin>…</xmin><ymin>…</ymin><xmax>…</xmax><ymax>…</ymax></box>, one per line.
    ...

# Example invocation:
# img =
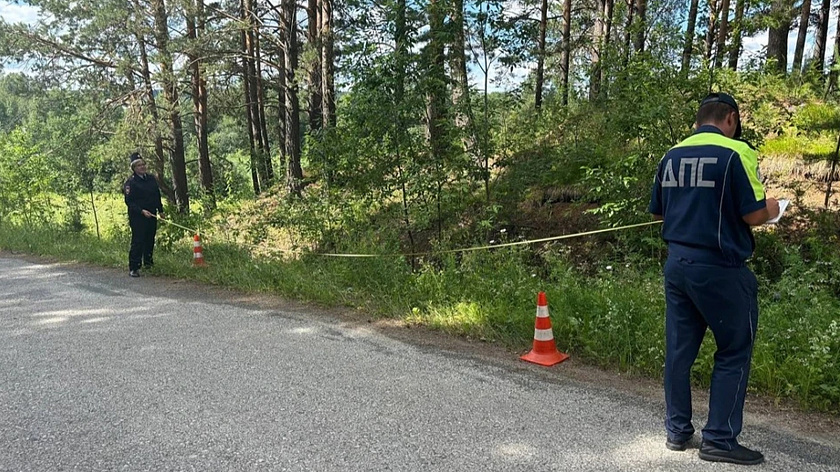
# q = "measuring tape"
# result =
<box><xmin>155</xmin><ymin>214</ymin><xmax>662</xmax><ymax>258</ymax></box>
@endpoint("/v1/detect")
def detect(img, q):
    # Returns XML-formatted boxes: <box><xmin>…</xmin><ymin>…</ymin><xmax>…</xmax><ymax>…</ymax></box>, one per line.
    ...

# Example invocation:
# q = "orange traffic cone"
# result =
<box><xmin>192</xmin><ymin>234</ymin><xmax>207</xmax><ymax>266</ymax></box>
<box><xmin>520</xmin><ymin>292</ymin><xmax>569</xmax><ymax>366</ymax></box>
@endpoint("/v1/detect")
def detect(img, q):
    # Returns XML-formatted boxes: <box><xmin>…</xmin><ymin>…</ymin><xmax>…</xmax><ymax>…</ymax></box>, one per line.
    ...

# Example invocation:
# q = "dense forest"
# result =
<box><xmin>1</xmin><ymin>0</ymin><xmax>839</xmax><ymax>412</ymax></box>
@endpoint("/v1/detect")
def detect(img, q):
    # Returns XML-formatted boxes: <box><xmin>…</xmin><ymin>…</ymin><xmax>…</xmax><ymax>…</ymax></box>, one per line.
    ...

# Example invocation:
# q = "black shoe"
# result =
<box><xmin>699</xmin><ymin>440</ymin><xmax>764</xmax><ymax>465</ymax></box>
<box><xmin>666</xmin><ymin>436</ymin><xmax>691</xmax><ymax>451</ymax></box>
<box><xmin>129</xmin><ymin>270</ymin><xmax>140</xmax><ymax>278</ymax></box>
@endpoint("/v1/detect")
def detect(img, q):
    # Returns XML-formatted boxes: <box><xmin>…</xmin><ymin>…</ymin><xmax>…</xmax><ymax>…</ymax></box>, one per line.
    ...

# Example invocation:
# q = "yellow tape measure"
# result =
<box><xmin>155</xmin><ymin>214</ymin><xmax>662</xmax><ymax>258</ymax></box>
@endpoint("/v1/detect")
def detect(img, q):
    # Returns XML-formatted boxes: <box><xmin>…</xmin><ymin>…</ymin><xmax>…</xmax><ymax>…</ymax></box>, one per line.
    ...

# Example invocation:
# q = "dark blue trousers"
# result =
<box><xmin>663</xmin><ymin>256</ymin><xmax>758</xmax><ymax>451</ymax></box>
<box><xmin>128</xmin><ymin>215</ymin><xmax>158</xmax><ymax>271</ymax></box>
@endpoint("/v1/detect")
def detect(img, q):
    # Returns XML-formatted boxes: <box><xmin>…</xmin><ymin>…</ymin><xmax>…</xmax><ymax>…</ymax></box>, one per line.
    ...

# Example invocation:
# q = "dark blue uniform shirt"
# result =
<box><xmin>648</xmin><ymin>125</ymin><xmax>766</xmax><ymax>267</ymax></box>
<box><xmin>124</xmin><ymin>173</ymin><xmax>163</xmax><ymax>220</ymax></box>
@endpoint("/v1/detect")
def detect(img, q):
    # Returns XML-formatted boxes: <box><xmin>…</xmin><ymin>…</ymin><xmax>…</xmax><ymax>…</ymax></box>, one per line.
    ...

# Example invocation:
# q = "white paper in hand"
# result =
<box><xmin>766</xmin><ymin>199</ymin><xmax>789</xmax><ymax>224</ymax></box>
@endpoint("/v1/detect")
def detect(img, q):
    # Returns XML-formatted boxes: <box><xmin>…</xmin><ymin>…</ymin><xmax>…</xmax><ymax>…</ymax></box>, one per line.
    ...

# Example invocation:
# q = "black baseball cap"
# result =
<box><xmin>700</xmin><ymin>92</ymin><xmax>741</xmax><ymax>138</ymax></box>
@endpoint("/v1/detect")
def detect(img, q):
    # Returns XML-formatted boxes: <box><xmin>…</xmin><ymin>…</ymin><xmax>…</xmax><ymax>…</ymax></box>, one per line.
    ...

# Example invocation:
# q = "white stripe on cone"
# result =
<box><xmin>536</xmin><ymin>305</ymin><xmax>549</xmax><ymax>318</ymax></box>
<box><xmin>194</xmin><ymin>241</ymin><xmax>201</xmax><ymax>247</ymax></box>
<box><xmin>534</xmin><ymin>328</ymin><xmax>554</xmax><ymax>341</ymax></box>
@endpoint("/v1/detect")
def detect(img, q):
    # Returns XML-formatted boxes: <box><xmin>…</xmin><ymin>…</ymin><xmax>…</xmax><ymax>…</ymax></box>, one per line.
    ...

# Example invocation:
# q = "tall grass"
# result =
<box><xmin>2</xmin><ymin>220</ymin><xmax>837</xmax><ymax>412</ymax></box>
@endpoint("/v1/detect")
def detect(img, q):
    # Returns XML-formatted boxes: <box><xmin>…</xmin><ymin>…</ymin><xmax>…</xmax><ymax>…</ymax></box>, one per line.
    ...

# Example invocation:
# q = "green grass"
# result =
<box><xmin>1</xmin><ymin>219</ymin><xmax>838</xmax><ymax>413</ymax></box>
<box><xmin>761</xmin><ymin>133</ymin><xmax>836</xmax><ymax>159</ymax></box>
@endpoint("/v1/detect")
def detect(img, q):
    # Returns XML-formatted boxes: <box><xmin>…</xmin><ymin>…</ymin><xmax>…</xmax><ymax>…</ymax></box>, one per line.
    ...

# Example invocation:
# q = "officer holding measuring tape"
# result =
<box><xmin>649</xmin><ymin>93</ymin><xmax>780</xmax><ymax>465</ymax></box>
<box><xmin>124</xmin><ymin>152</ymin><xmax>164</xmax><ymax>277</ymax></box>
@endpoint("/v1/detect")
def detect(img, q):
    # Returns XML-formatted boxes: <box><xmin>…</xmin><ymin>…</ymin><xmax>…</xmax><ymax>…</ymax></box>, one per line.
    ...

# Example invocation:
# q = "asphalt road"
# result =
<box><xmin>1</xmin><ymin>256</ymin><xmax>838</xmax><ymax>471</ymax></box>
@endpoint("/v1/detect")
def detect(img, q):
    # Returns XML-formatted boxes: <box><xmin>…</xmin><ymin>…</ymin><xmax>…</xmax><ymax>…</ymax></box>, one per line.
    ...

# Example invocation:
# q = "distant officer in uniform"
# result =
<box><xmin>124</xmin><ymin>153</ymin><xmax>164</xmax><ymax>277</ymax></box>
<box><xmin>649</xmin><ymin>93</ymin><xmax>780</xmax><ymax>465</ymax></box>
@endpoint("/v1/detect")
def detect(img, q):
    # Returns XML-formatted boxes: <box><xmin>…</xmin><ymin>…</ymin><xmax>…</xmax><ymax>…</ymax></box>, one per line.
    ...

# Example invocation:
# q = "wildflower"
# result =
<box><xmin>500</xmin><ymin>228</ymin><xmax>507</xmax><ymax>233</ymax></box>
<box><xmin>606</xmin><ymin>265</ymin><xmax>613</xmax><ymax>270</ymax></box>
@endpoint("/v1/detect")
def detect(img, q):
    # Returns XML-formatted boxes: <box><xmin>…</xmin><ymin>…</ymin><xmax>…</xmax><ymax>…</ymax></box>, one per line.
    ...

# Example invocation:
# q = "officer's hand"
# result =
<box><xmin>141</xmin><ymin>209</ymin><xmax>153</xmax><ymax>218</ymax></box>
<box><xmin>765</xmin><ymin>198</ymin><xmax>780</xmax><ymax>222</ymax></box>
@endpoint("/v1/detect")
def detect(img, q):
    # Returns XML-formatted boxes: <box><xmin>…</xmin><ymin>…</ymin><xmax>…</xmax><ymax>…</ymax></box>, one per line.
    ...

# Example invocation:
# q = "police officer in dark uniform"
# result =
<box><xmin>649</xmin><ymin>93</ymin><xmax>780</xmax><ymax>465</ymax></box>
<box><xmin>124</xmin><ymin>153</ymin><xmax>164</xmax><ymax>277</ymax></box>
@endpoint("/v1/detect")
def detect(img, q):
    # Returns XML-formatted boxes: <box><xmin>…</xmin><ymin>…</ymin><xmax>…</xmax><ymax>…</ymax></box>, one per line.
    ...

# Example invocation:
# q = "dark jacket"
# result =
<box><xmin>124</xmin><ymin>173</ymin><xmax>163</xmax><ymax>219</ymax></box>
<box><xmin>648</xmin><ymin>125</ymin><xmax>765</xmax><ymax>266</ymax></box>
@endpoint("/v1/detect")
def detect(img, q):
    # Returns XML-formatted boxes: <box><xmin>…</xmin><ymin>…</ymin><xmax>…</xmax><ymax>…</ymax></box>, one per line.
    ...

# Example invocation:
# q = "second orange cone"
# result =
<box><xmin>193</xmin><ymin>234</ymin><xmax>207</xmax><ymax>266</ymax></box>
<box><xmin>520</xmin><ymin>292</ymin><xmax>569</xmax><ymax>366</ymax></box>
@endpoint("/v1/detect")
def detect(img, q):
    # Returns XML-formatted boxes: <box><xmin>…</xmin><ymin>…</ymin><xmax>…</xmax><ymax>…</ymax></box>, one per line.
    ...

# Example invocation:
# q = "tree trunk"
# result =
<box><xmin>813</xmin><ymin>0</ymin><xmax>830</xmax><ymax>73</ymax></box>
<box><xmin>186</xmin><ymin>0</ymin><xmax>214</xmax><ymax>209</ymax></box>
<box><xmin>425</xmin><ymin>0</ymin><xmax>449</xmax><ymax>232</ymax></box>
<box><xmin>828</xmin><ymin>3</ymin><xmax>840</xmax><ymax>93</ymax></box>
<box><xmin>623</xmin><ymin>0</ymin><xmax>635</xmax><ymax>64</ymax></box>
<box><xmin>283</xmin><ymin>0</ymin><xmax>303</xmax><ymax>196</ymax></box>
<box><xmin>255</xmin><ymin>30</ymin><xmax>273</xmax><ymax>184</ymax></box>
<box><xmin>599</xmin><ymin>0</ymin><xmax>614</xmax><ymax>96</ymax></box>
<box><xmin>535</xmin><ymin>0</ymin><xmax>548</xmax><ymax>109</ymax></box>
<box><xmin>241</xmin><ymin>0</ymin><xmax>260</xmax><ymax>194</ymax></box>
<box><xmin>767</xmin><ymin>25</ymin><xmax>789</xmax><ymax>73</ymax></box>
<box><xmin>766</xmin><ymin>0</ymin><xmax>792</xmax><ymax>74</ymax></box>
<box><xmin>633</xmin><ymin>0</ymin><xmax>646</xmax><ymax>53</ymax></box>
<box><xmin>133</xmin><ymin>26</ymin><xmax>174</xmax><ymax>206</ymax></box>
<box><xmin>307</xmin><ymin>0</ymin><xmax>322</xmax><ymax>133</ymax></box>
<box><xmin>714</xmin><ymin>0</ymin><xmax>730</xmax><ymax>68</ymax></box>
<box><xmin>152</xmin><ymin>0</ymin><xmax>189</xmax><ymax>213</ymax></box>
<box><xmin>394</xmin><ymin>0</ymin><xmax>416</xmax><ymax>258</ymax></box>
<box><xmin>793</xmin><ymin>0</ymin><xmax>811</xmax><ymax>74</ymax></box>
<box><xmin>424</xmin><ymin>0</ymin><xmax>448</xmax><ymax>156</ymax></box>
<box><xmin>682</xmin><ymin>0</ymin><xmax>700</xmax><ymax>73</ymax></box>
<box><xmin>589</xmin><ymin>0</ymin><xmax>605</xmax><ymax>100</ymax></box>
<box><xmin>243</xmin><ymin>0</ymin><xmax>272</xmax><ymax>190</ymax></box>
<box><xmin>321</xmin><ymin>0</ymin><xmax>336</xmax><ymax>128</ymax></box>
<box><xmin>277</xmin><ymin>45</ymin><xmax>287</xmax><ymax>179</ymax></box>
<box><xmin>825</xmin><ymin>132</ymin><xmax>840</xmax><ymax>208</ymax></box>
<box><xmin>704</xmin><ymin>0</ymin><xmax>718</xmax><ymax>63</ymax></box>
<box><xmin>727</xmin><ymin>0</ymin><xmax>745</xmax><ymax>69</ymax></box>
<box><xmin>394</xmin><ymin>0</ymin><xmax>407</xmax><ymax>112</ymax></box>
<box><xmin>449</xmin><ymin>0</ymin><xmax>476</xmax><ymax>150</ymax></box>
<box><xmin>561</xmin><ymin>0</ymin><xmax>572</xmax><ymax>105</ymax></box>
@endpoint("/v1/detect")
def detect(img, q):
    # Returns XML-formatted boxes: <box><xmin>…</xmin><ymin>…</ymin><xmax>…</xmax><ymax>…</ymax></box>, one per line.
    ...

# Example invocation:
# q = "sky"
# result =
<box><xmin>0</xmin><ymin>1</ymin><xmax>37</xmax><ymax>23</ymax></box>
<box><xmin>1</xmin><ymin>1</ymin><xmax>42</xmax><ymax>74</ymax></box>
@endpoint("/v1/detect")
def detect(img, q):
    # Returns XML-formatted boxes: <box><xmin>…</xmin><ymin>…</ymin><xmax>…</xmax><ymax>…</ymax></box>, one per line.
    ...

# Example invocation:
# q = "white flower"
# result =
<box><xmin>606</xmin><ymin>265</ymin><xmax>613</xmax><ymax>270</ymax></box>
<box><xmin>500</xmin><ymin>228</ymin><xmax>507</xmax><ymax>233</ymax></box>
